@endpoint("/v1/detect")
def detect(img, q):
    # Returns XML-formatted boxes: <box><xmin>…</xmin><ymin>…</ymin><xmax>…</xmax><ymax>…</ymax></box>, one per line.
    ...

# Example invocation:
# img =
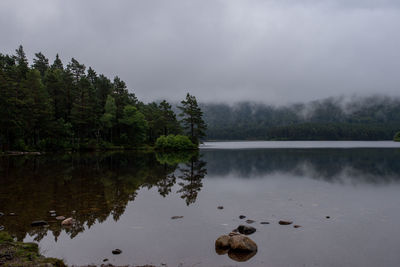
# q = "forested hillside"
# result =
<box><xmin>0</xmin><ymin>46</ymin><xmax>205</xmax><ymax>151</ymax></box>
<box><xmin>202</xmin><ymin>97</ymin><xmax>400</xmax><ymax>140</ymax></box>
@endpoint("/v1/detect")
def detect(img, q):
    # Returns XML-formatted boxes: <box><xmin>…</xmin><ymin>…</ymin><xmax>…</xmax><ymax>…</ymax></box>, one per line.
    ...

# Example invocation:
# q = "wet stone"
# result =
<box><xmin>112</xmin><ymin>249</ymin><xmax>122</xmax><ymax>255</ymax></box>
<box><xmin>56</xmin><ymin>216</ymin><xmax>66</xmax><ymax>221</ymax></box>
<box><xmin>171</xmin><ymin>216</ymin><xmax>184</xmax><ymax>219</ymax></box>
<box><xmin>279</xmin><ymin>220</ymin><xmax>293</xmax><ymax>225</ymax></box>
<box><xmin>260</xmin><ymin>221</ymin><xmax>270</xmax><ymax>224</ymax></box>
<box><xmin>245</xmin><ymin>219</ymin><xmax>255</xmax><ymax>224</ymax></box>
<box><xmin>61</xmin><ymin>217</ymin><xmax>75</xmax><ymax>226</ymax></box>
<box><xmin>237</xmin><ymin>225</ymin><xmax>256</xmax><ymax>235</ymax></box>
<box><xmin>9</xmin><ymin>213</ymin><xmax>16</xmax><ymax>216</ymax></box>
<box><xmin>217</xmin><ymin>206</ymin><xmax>224</xmax><ymax>210</ymax></box>
<box><xmin>239</xmin><ymin>215</ymin><xmax>246</xmax><ymax>219</ymax></box>
<box><xmin>0</xmin><ymin>212</ymin><xmax>4</xmax><ymax>217</ymax></box>
<box><xmin>0</xmin><ymin>225</ymin><xmax>4</xmax><ymax>231</ymax></box>
<box><xmin>326</xmin><ymin>216</ymin><xmax>331</xmax><ymax>219</ymax></box>
<box><xmin>49</xmin><ymin>210</ymin><xmax>56</xmax><ymax>214</ymax></box>
<box><xmin>294</xmin><ymin>225</ymin><xmax>302</xmax><ymax>228</ymax></box>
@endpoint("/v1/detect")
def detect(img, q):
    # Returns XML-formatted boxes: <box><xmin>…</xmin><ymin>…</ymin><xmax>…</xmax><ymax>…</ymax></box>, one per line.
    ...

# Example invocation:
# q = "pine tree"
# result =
<box><xmin>33</xmin><ymin>52</ymin><xmax>49</xmax><ymax>78</ymax></box>
<box><xmin>178</xmin><ymin>93</ymin><xmax>207</xmax><ymax>144</ymax></box>
<box><xmin>159</xmin><ymin>100</ymin><xmax>180</xmax><ymax>135</ymax></box>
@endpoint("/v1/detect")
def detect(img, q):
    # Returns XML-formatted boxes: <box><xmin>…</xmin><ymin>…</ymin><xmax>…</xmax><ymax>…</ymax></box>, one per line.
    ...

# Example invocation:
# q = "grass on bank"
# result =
<box><xmin>0</xmin><ymin>232</ymin><xmax>65</xmax><ymax>266</ymax></box>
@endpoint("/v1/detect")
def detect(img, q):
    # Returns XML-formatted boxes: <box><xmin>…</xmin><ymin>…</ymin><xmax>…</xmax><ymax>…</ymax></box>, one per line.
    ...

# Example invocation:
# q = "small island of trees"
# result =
<box><xmin>0</xmin><ymin>46</ymin><xmax>206</xmax><ymax>151</ymax></box>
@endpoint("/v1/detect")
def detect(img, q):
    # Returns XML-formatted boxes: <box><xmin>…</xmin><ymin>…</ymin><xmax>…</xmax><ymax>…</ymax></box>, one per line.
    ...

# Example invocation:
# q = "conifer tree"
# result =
<box><xmin>178</xmin><ymin>93</ymin><xmax>207</xmax><ymax>144</ymax></box>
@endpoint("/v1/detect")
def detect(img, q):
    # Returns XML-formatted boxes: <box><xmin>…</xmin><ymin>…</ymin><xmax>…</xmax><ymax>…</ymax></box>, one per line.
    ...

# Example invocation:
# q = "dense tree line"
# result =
<box><xmin>202</xmin><ymin>96</ymin><xmax>400</xmax><ymax>140</ymax></box>
<box><xmin>0</xmin><ymin>46</ymin><xmax>206</xmax><ymax>151</ymax></box>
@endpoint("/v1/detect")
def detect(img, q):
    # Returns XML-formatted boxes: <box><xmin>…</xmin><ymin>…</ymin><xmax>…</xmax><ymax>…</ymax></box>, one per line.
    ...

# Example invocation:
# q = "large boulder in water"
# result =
<box><xmin>228</xmin><ymin>234</ymin><xmax>258</xmax><ymax>252</ymax></box>
<box><xmin>228</xmin><ymin>249</ymin><xmax>257</xmax><ymax>262</ymax></box>
<box><xmin>215</xmin><ymin>235</ymin><xmax>230</xmax><ymax>249</ymax></box>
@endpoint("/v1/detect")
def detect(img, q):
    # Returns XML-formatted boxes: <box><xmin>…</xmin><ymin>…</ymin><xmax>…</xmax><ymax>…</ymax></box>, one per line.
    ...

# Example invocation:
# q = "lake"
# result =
<box><xmin>1</xmin><ymin>141</ymin><xmax>400</xmax><ymax>266</ymax></box>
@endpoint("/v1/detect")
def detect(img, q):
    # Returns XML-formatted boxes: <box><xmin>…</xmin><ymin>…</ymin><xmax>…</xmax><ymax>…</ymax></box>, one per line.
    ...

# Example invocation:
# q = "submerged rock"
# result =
<box><xmin>171</xmin><ymin>216</ymin><xmax>184</xmax><ymax>219</ymax></box>
<box><xmin>293</xmin><ymin>225</ymin><xmax>302</xmax><ymax>228</ymax></box>
<box><xmin>237</xmin><ymin>225</ymin><xmax>256</xmax><ymax>235</ymax></box>
<box><xmin>217</xmin><ymin>206</ymin><xmax>224</xmax><ymax>210</ymax></box>
<box><xmin>61</xmin><ymin>217</ymin><xmax>75</xmax><ymax>226</ymax></box>
<box><xmin>229</xmin><ymin>235</ymin><xmax>258</xmax><ymax>252</ymax></box>
<box><xmin>245</xmin><ymin>219</ymin><xmax>255</xmax><ymax>224</ymax></box>
<box><xmin>260</xmin><ymin>221</ymin><xmax>270</xmax><ymax>224</ymax></box>
<box><xmin>326</xmin><ymin>216</ymin><xmax>330</xmax><ymax>219</ymax></box>
<box><xmin>31</xmin><ymin>221</ymin><xmax>48</xmax><ymax>227</ymax></box>
<box><xmin>239</xmin><ymin>215</ymin><xmax>246</xmax><ymax>219</ymax></box>
<box><xmin>279</xmin><ymin>220</ymin><xmax>293</xmax><ymax>225</ymax></box>
<box><xmin>112</xmin><ymin>249</ymin><xmax>122</xmax><ymax>255</ymax></box>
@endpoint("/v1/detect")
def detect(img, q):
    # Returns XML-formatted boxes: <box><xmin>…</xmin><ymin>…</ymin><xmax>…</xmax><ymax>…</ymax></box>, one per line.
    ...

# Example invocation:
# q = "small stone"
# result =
<box><xmin>245</xmin><ymin>219</ymin><xmax>255</xmax><ymax>224</ymax></box>
<box><xmin>9</xmin><ymin>213</ymin><xmax>16</xmax><ymax>216</ymax></box>
<box><xmin>49</xmin><ymin>210</ymin><xmax>56</xmax><ymax>214</ymax></box>
<box><xmin>171</xmin><ymin>216</ymin><xmax>183</xmax><ymax>219</ymax></box>
<box><xmin>239</xmin><ymin>215</ymin><xmax>246</xmax><ymax>219</ymax></box>
<box><xmin>326</xmin><ymin>216</ymin><xmax>330</xmax><ymax>219</ymax></box>
<box><xmin>260</xmin><ymin>222</ymin><xmax>270</xmax><ymax>224</ymax></box>
<box><xmin>56</xmin><ymin>216</ymin><xmax>66</xmax><ymax>220</ymax></box>
<box><xmin>112</xmin><ymin>249</ymin><xmax>122</xmax><ymax>255</ymax></box>
<box><xmin>31</xmin><ymin>221</ymin><xmax>49</xmax><ymax>227</ymax></box>
<box><xmin>228</xmin><ymin>235</ymin><xmax>258</xmax><ymax>252</ymax></box>
<box><xmin>237</xmin><ymin>225</ymin><xmax>256</xmax><ymax>235</ymax></box>
<box><xmin>279</xmin><ymin>220</ymin><xmax>293</xmax><ymax>225</ymax></box>
<box><xmin>0</xmin><ymin>225</ymin><xmax>4</xmax><ymax>231</ymax></box>
<box><xmin>61</xmin><ymin>217</ymin><xmax>75</xmax><ymax>226</ymax></box>
<box><xmin>50</xmin><ymin>213</ymin><xmax>57</xmax><ymax>217</ymax></box>
<box><xmin>293</xmin><ymin>225</ymin><xmax>302</xmax><ymax>228</ymax></box>
<box><xmin>217</xmin><ymin>206</ymin><xmax>224</xmax><ymax>210</ymax></box>
<box><xmin>0</xmin><ymin>212</ymin><xmax>4</xmax><ymax>217</ymax></box>
<box><xmin>103</xmin><ymin>259</ymin><xmax>108</xmax><ymax>262</ymax></box>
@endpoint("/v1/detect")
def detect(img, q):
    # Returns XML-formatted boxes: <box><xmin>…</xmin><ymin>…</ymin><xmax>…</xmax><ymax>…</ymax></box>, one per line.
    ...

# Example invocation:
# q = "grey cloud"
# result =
<box><xmin>0</xmin><ymin>0</ymin><xmax>399</xmax><ymax>104</ymax></box>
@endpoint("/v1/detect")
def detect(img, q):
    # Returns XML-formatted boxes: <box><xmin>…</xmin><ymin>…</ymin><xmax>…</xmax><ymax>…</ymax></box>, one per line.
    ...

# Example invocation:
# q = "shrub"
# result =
<box><xmin>155</xmin><ymin>135</ymin><xmax>196</xmax><ymax>151</ymax></box>
<box><xmin>394</xmin><ymin>132</ymin><xmax>400</xmax><ymax>142</ymax></box>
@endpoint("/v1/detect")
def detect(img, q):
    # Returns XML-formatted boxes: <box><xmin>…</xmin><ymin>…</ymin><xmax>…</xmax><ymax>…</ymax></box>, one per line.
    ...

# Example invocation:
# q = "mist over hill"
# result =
<box><xmin>201</xmin><ymin>95</ymin><xmax>400</xmax><ymax>140</ymax></box>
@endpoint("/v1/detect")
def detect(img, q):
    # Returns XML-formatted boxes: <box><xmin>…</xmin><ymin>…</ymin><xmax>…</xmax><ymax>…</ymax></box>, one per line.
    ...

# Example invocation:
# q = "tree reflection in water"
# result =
<box><xmin>0</xmin><ymin>151</ymin><xmax>207</xmax><ymax>242</ymax></box>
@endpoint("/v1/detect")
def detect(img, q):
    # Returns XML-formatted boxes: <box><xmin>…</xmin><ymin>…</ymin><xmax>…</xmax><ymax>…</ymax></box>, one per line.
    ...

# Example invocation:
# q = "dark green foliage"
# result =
<box><xmin>203</xmin><ymin>97</ymin><xmax>400</xmax><ymax>140</ymax></box>
<box><xmin>0</xmin><ymin>46</ymin><xmax>201</xmax><ymax>151</ymax></box>
<box><xmin>394</xmin><ymin>132</ymin><xmax>400</xmax><ymax>142</ymax></box>
<box><xmin>178</xmin><ymin>93</ymin><xmax>207</xmax><ymax>144</ymax></box>
<box><xmin>155</xmin><ymin>134</ymin><xmax>196</xmax><ymax>151</ymax></box>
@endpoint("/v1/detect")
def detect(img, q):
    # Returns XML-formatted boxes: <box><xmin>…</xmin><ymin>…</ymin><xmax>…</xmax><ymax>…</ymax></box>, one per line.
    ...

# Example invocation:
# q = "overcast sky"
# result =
<box><xmin>1</xmin><ymin>0</ymin><xmax>399</xmax><ymax>104</ymax></box>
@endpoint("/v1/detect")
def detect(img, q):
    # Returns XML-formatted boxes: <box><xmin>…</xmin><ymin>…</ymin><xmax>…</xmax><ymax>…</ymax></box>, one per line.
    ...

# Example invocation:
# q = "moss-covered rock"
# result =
<box><xmin>0</xmin><ymin>232</ymin><xmax>65</xmax><ymax>266</ymax></box>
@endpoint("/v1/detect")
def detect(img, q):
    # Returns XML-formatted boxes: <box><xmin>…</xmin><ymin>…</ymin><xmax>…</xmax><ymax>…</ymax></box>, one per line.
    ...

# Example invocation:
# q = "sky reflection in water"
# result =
<box><xmin>0</xmin><ymin>143</ymin><xmax>400</xmax><ymax>266</ymax></box>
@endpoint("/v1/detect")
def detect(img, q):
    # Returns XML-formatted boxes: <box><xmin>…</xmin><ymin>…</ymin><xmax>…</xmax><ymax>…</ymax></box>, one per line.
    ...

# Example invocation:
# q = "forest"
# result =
<box><xmin>0</xmin><ymin>46</ymin><xmax>205</xmax><ymax>151</ymax></box>
<box><xmin>202</xmin><ymin>96</ymin><xmax>400</xmax><ymax>140</ymax></box>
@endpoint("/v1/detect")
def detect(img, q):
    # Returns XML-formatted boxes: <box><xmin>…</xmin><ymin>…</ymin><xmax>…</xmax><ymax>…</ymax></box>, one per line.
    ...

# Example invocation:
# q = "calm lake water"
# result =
<box><xmin>1</xmin><ymin>141</ymin><xmax>400</xmax><ymax>266</ymax></box>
